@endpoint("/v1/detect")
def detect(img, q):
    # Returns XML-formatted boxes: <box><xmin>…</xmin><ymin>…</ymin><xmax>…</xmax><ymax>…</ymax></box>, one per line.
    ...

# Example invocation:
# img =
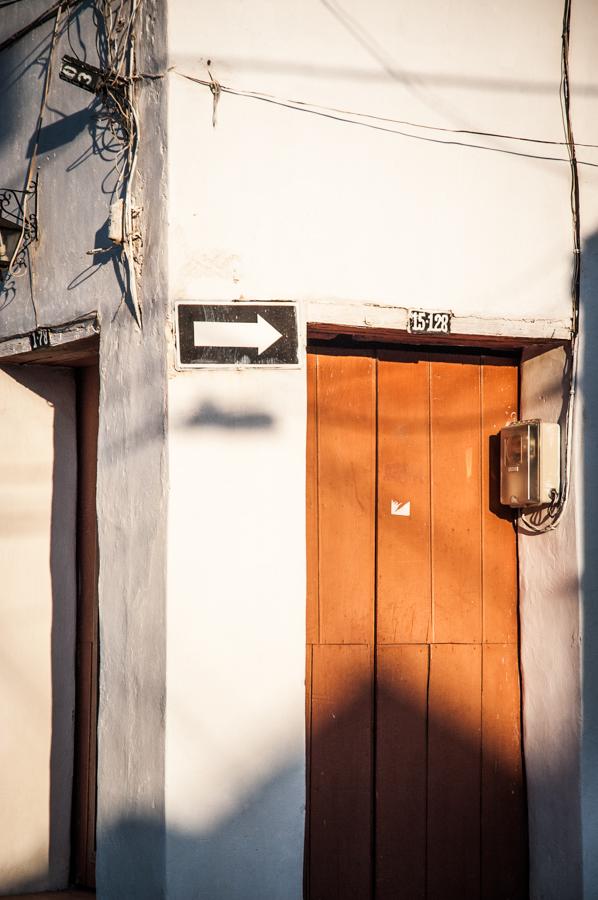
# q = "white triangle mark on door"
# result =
<box><xmin>391</xmin><ymin>499</ymin><xmax>411</xmax><ymax>517</ymax></box>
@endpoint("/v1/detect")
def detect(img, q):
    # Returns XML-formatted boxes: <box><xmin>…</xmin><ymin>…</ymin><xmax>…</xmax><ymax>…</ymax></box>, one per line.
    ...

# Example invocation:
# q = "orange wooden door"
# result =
<box><xmin>305</xmin><ymin>348</ymin><xmax>527</xmax><ymax>900</ymax></box>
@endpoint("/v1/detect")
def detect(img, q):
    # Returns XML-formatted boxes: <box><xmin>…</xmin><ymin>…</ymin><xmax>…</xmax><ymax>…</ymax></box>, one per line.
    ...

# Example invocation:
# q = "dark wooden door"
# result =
<box><xmin>305</xmin><ymin>347</ymin><xmax>527</xmax><ymax>899</ymax></box>
<box><xmin>71</xmin><ymin>364</ymin><xmax>100</xmax><ymax>889</ymax></box>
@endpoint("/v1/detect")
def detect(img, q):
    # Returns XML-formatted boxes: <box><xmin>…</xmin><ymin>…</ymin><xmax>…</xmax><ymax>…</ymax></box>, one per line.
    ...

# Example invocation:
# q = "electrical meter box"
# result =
<box><xmin>500</xmin><ymin>420</ymin><xmax>560</xmax><ymax>508</ymax></box>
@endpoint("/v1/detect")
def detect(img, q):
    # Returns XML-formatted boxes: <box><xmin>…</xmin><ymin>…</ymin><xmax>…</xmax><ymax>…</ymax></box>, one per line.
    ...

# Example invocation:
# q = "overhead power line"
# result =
<box><xmin>519</xmin><ymin>0</ymin><xmax>580</xmax><ymax>535</ymax></box>
<box><xmin>173</xmin><ymin>69</ymin><xmax>598</xmax><ymax>165</ymax></box>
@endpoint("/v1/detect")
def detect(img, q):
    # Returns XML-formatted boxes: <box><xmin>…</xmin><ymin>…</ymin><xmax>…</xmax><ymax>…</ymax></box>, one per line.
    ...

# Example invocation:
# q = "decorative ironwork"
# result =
<box><xmin>0</xmin><ymin>177</ymin><xmax>38</xmax><ymax>279</ymax></box>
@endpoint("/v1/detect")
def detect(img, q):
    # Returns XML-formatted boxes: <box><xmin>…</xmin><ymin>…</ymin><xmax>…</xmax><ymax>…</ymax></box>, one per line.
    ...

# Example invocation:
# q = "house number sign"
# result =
<box><xmin>408</xmin><ymin>309</ymin><xmax>452</xmax><ymax>335</ymax></box>
<box><xmin>30</xmin><ymin>328</ymin><xmax>50</xmax><ymax>350</ymax></box>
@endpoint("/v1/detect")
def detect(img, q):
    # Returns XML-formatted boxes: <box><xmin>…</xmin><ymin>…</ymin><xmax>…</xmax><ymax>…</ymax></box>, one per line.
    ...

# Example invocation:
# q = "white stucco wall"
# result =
<box><xmin>570</xmin><ymin>6</ymin><xmax>598</xmax><ymax>898</ymax></box>
<box><xmin>519</xmin><ymin>347</ymin><xmax>583</xmax><ymax>899</ymax></box>
<box><xmin>166</xmin><ymin>368</ymin><xmax>306</xmax><ymax>899</ymax></box>
<box><xmin>166</xmin><ymin>0</ymin><xmax>598</xmax><ymax>340</ymax></box>
<box><xmin>0</xmin><ymin>366</ymin><xmax>77</xmax><ymax>895</ymax></box>
<box><xmin>165</xmin><ymin>1</ymin><xmax>598</xmax><ymax>896</ymax></box>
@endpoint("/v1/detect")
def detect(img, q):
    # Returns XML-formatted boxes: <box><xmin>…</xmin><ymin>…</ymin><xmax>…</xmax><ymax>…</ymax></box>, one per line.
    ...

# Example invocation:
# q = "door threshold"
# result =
<box><xmin>5</xmin><ymin>891</ymin><xmax>95</xmax><ymax>899</ymax></box>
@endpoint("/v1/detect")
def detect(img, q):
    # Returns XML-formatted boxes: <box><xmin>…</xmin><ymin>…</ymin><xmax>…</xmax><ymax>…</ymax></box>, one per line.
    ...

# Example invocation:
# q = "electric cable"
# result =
<box><xmin>94</xmin><ymin>0</ymin><xmax>143</xmax><ymax>324</ymax></box>
<box><xmin>518</xmin><ymin>0</ymin><xmax>580</xmax><ymax>535</ymax></box>
<box><xmin>66</xmin><ymin>3</ymin><xmax>82</xmax><ymax>61</ymax></box>
<box><xmin>173</xmin><ymin>70</ymin><xmax>598</xmax><ymax>159</ymax></box>
<box><xmin>173</xmin><ymin>15</ymin><xmax>584</xmax><ymax>532</ymax></box>
<box><xmin>1</xmin><ymin>0</ymin><xmax>144</xmax><ymax>330</ymax></box>
<box><xmin>1</xmin><ymin>0</ymin><xmax>586</xmax><ymax>348</ymax></box>
<box><xmin>6</xmin><ymin>1</ymin><xmax>65</xmax><ymax>286</ymax></box>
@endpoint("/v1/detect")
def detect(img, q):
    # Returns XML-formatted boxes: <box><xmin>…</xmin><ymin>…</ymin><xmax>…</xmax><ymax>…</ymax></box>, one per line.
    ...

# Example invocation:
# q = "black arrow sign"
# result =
<box><xmin>176</xmin><ymin>303</ymin><xmax>299</xmax><ymax>367</ymax></box>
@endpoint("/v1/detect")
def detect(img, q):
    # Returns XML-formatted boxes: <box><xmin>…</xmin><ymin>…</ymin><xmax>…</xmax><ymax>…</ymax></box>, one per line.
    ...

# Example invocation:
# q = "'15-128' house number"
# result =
<box><xmin>408</xmin><ymin>309</ymin><xmax>452</xmax><ymax>334</ymax></box>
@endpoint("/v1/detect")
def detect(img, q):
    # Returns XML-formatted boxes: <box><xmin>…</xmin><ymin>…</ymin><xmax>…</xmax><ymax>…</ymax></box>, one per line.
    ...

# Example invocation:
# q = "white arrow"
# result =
<box><xmin>193</xmin><ymin>314</ymin><xmax>283</xmax><ymax>356</ymax></box>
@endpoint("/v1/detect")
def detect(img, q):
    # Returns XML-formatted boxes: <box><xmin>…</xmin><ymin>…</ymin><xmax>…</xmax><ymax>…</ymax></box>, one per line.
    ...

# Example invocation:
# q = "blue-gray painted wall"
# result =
<box><xmin>0</xmin><ymin>2</ymin><xmax>169</xmax><ymax>897</ymax></box>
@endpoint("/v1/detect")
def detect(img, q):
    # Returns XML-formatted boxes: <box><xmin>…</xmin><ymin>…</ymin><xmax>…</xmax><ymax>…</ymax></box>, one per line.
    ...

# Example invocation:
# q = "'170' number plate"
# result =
<box><xmin>408</xmin><ymin>309</ymin><xmax>452</xmax><ymax>334</ymax></box>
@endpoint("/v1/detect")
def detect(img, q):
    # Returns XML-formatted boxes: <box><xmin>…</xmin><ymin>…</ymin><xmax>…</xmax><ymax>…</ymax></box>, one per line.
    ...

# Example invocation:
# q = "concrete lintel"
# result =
<box><xmin>306</xmin><ymin>299</ymin><xmax>572</xmax><ymax>342</ymax></box>
<box><xmin>0</xmin><ymin>316</ymin><xmax>99</xmax><ymax>361</ymax></box>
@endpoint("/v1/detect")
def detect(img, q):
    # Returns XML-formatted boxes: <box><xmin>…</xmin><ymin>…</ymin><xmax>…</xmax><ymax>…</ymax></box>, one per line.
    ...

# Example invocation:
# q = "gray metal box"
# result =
<box><xmin>500</xmin><ymin>420</ymin><xmax>560</xmax><ymax>508</ymax></box>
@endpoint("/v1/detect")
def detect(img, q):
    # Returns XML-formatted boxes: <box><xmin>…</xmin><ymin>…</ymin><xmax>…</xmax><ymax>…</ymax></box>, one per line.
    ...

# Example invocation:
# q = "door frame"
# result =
<box><xmin>304</xmin><ymin>323</ymin><xmax>580</xmax><ymax>898</ymax></box>
<box><xmin>0</xmin><ymin>335</ymin><xmax>100</xmax><ymax>891</ymax></box>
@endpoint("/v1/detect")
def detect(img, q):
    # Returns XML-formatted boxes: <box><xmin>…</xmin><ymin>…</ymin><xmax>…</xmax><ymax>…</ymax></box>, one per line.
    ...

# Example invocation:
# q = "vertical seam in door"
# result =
<box><xmin>315</xmin><ymin>353</ymin><xmax>321</xmax><ymax>645</ymax></box>
<box><xmin>372</xmin><ymin>352</ymin><xmax>379</xmax><ymax>900</ymax></box>
<box><xmin>426</xmin><ymin>360</ymin><xmax>433</xmax><ymax>898</ymax></box>
<box><xmin>514</xmin><ymin>360</ymin><xmax>530</xmax><ymax>882</ymax></box>
<box><xmin>428</xmin><ymin>361</ymin><xmax>434</xmax><ymax>643</ymax></box>
<box><xmin>306</xmin><ymin>643</ymin><xmax>314</xmax><ymax>900</ymax></box>
<box><xmin>479</xmin><ymin>362</ymin><xmax>484</xmax><ymax>899</ymax></box>
<box><xmin>425</xmin><ymin>642</ymin><xmax>431</xmax><ymax>900</ymax></box>
<box><xmin>480</xmin><ymin>362</ymin><xmax>485</xmax><ymax>645</ymax></box>
<box><xmin>314</xmin><ymin>353</ymin><xmax>320</xmax><ymax>897</ymax></box>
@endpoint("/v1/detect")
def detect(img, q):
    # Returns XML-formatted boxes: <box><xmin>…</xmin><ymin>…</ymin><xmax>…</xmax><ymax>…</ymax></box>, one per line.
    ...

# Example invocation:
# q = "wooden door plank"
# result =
<box><xmin>309</xmin><ymin>643</ymin><xmax>373</xmax><ymax>900</ymax></box>
<box><xmin>481</xmin><ymin>360</ymin><xmax>518</xmax><ymax>644</ymax></box>
<box><xmin>377</xmin><ymin>353</ymin><xmax>431</xmax><ymax>644</ymax></box>
<box><xmin>428</xmin><ymin>643</ymin><xmax>481</xmax><ymax>900</ymax></box>
<box><xmin>376</xmin><ymin>644</ymin><xmax>428</xmax><ymax>900</ymax></box>
<box><xmin>317</xmin><ymin>352</ymin><xmax>376</xmax><ymax>645</ymax></box>
<box><xmin>431</xmin><ymin>360</ymin><xmax>482</xmax><ymax>643</ymax></box>
<box><xmin>304</xmin><ymin>643</ymin><xmax>313</xmax><ymax>897</ymax></box>
<box><xmin>306</xmin><ymin>352</ymin><xmax>320</xmax><ymax>645</ymax></box>
<box><xmin>482</xmin><ymin>643</ymin><xmax>527</xmax><ymax>899</ymax></box>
